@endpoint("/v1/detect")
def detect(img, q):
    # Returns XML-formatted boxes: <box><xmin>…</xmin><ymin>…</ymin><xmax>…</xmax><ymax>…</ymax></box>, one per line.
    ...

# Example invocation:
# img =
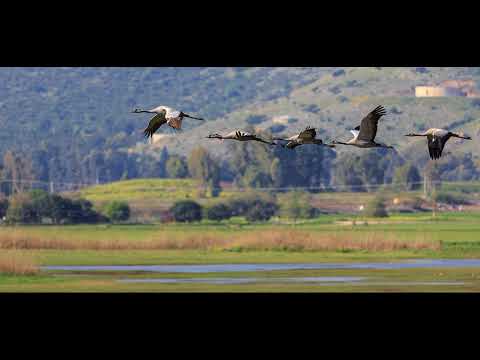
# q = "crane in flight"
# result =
<box><xmin>132</xmin><ymin>105</ymin><xmax>204</xmax><ymax>141</ymax></box>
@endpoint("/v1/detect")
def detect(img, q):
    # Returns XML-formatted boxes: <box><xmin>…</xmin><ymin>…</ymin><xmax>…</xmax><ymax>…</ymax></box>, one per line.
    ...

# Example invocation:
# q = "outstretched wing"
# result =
<box><xmin>143</xmin><ymin>113</ymin><xmax>167</xmax><ymax>139</ymax></box>
<box><xmin>427</xmin><ymin>135</ymin><xmax>448</xmax><ymax>160</ymax></box>
<box><xmin>357</xmin><ymin>105</ymin><xmax>386</xmax><ymax>141</ymax></box>
<box><xmin>298</xmin><ymin>127</ymin><xmax>316</xmax><ymax>141</ymax></box>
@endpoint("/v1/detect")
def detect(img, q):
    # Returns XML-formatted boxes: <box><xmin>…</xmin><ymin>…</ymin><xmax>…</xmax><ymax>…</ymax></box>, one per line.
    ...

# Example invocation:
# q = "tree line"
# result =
<box><xmin>1</xmin><ymin>127</ymin><xmax>479</xmax><ymax>198</ymax></box>
<box><xmin>0</xmin><ymin>190</ymin><xmax>130</xmax><ymax>224</ymax></box>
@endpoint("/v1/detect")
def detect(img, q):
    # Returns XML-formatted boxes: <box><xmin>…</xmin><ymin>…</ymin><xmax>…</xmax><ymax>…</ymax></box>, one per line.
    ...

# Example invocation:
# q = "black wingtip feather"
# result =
<box><xmin>428</xmin><ymin>145</ymin><xmax>443</xmax><ymax>160</ymax></box>
<box><xmin>373</xmin><ymin>105</ymin><xmax>387</xmax><ymax>116</ymax></box>
<box><xmin>143</xmin><ymin>128</ymin><xmax>153</xmax><ymax>139</ymax></box>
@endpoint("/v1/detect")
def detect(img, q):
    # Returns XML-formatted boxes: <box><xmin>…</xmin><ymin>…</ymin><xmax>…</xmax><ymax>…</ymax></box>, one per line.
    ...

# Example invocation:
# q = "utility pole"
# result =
<box><xmin>423</xmin><ymin>171</ymin><xmax>427</xmax><ymax>199</ymax></box>
<box><xmin>432</xmin><ymin>180</ymin><xmax>437</xmax><ymax>218</ymax></box>
<box><xmin>49</xmin><ymin>181</ymin><xmax>54</xmax><ymax>194</ymax></box>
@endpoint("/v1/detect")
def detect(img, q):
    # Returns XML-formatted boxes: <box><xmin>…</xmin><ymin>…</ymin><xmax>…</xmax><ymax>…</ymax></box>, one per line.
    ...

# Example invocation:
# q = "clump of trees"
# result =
<box><xmin>280</xmin><ymin>190</ymin><xmax>318</xmax><ymax>222</ymax></box>
<box><xmin>188</xmin><ymin>147</ymin><xmax>221</xmax><ymax>197</ymax></box>
<box><xmin>0</xmin><ymin>196</ymin><xmax>8</xmax><ymax>219</ymax></box>
<box><xmin>434</xmin><ymin>153</ymin><xmax>480</xmax><ymax>181</ymax></box>
<box><xmin>102</xmin><ymin>201</ymin><xmax>131</xmax><ymax>222</ymax></box>
<box><xmin>170</xmin><ymin>200</ymin><xmax>203</xmax><ymax>223</ymax></box>
<box><xmin>203</xmin><ymin>193</ymin><xmax>280</xmax><ymax>223</ymax></box>
<box><xmin>245</xmin><ymin>201</ymin><xmax>277</xmax><ymax>222</ymax></box>
<box><xmin>4</xmin><ymin>190</ymin><xmax>108</xmax><ymax>224</ymax></box>
<box><xmin>0</xmin><ymin>151</ymin><xmax>35</xmax><ymax>195</ymax></box>
<box><xmin>228</xmin><ymin>193</ymin><xmax>278</xmax><ymax>222</ymax></box>
<box><xmin>434</xmin><ymin>191</ymin><xmax>471</xmax><ymax>205</ymax></box>
<box><xmin>166</xmin><ymin>155</ymin><xmax>189</xmax><ymax>179</ymax></box>
<box><xmin>334</xmin><ymin>149</ymin><xmax>403</xmax><ymax>192</ymax></box>
<box><xmin>206</xmin><ymin>203</ymin><xmax>232</xmax><ymax>222</ymax></box>
<box><xmin>393</xmin><ymin>163</ymin><xmax>421</xmax><ymax>191</ymax></box>
<box><xmin>6</xmin><ymin>193</ymin><xmax>38</xmax><ymax>224</ymax></box>
<box><xmin>364</xmin><ymin>195</ymin><xmax>389</xmax><ymax>218</ymax></box>
<box><xmin>224</xmin><ymin>128</ymin><xmax>336</xmax><ymax>192</ymax></box>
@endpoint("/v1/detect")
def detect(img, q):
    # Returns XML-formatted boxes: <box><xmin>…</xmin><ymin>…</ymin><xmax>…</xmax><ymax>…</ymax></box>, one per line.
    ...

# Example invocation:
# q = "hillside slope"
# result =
<box><xmin>0</xmin><ymin>67</ymin><xmax>327</xmax><ymax>149</ymax></box>
<box><xmin>141</xmin><ymin>67</ymin><xmax>480</xmax><ymax>164</ymax></box>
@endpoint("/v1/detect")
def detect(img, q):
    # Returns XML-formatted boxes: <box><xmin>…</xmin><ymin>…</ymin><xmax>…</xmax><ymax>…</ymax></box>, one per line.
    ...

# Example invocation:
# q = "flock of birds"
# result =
<box><xmin>132</xmin><ymin>104</ymin><xmax>472</xmax><ymax>160</ymax></box>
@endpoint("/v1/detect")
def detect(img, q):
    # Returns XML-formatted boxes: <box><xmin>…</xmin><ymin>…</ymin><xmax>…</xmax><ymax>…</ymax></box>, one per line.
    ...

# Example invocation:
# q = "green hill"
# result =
<box><xmin>2</xmin><ymin>67</ymin><xmax>480</xmax><ymax>187</ymax></box>
<box><xmin>73</xmin><ymin>178</ymin><xmax>202</xmax><ymax>202</ymax></box>
<box><xmin>0</xmin><ymin>67</ymin><xmax>329</xmax><ymax>185</ymax></box>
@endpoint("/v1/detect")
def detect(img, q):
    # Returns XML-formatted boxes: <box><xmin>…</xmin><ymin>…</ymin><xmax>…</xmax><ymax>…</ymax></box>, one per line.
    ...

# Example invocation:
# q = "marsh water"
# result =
<box><xmin>118</xmin><ymin>276</ymin><xmax>366</xmax><ymax>285</ymax></box>
<box><xmin>42</xmin><ymin>259</ymin><xmax>480</xmax><ymax>273</ymax></box>
<box><xmin>116</xmin><ymin>278</ymin><xmax>466</xmax><ymax>286</ymax></box>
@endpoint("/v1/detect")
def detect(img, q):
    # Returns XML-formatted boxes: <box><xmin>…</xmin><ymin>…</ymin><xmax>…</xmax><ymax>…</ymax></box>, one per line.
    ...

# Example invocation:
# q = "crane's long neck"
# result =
<box><xmin>207</xmin><ymin>135</ymin><xmax>225</xmax><ymax>140</ymax></box>
<box><xmin>451</xmin><ymin>133</ymin><xmax>472</xmax><ymax>140</ymax></box>
<box><xmin>183</xmin><ymin>113</ymin><xmax>204</xmax><ymax>121</ymax></box>
<box><xmin>335</xmin><ymin>141</ymin><xmax>352</xmax><ymax>146</ymax></box>
<box><xmin>255</xmin><ymin>138</ymin><xmax>275</xmax><ymax>145</ymax></box>
<box><xmin>133</xmin><ymin>109</ymin><xmax>155</xmax><ymax>114</ymax></box>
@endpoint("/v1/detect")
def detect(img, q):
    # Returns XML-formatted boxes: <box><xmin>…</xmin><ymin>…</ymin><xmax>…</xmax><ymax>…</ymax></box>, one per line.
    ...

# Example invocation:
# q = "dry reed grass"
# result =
<box><xmin>151</xmin><ymin>230</ymin><xmax>441</xmax><ymax>251</ymax></box>
<box><xmin>0</xmin><ymin>230</ymin><xmax>228</xmax><ymax>250</ymax></box>
<box><xmin>0</xmin><ymin>251</ymin><xmax>39</xmax><ymax>275</ymax></box>
<box><xmin>0</xmin><ymin>229</ymin><xmax>441</xmax><ymax>252</ymax></box>
<box><xmin>223</xmin><ymin>230</ymin><xmax>441</xmax><ymax>252</ymax></box>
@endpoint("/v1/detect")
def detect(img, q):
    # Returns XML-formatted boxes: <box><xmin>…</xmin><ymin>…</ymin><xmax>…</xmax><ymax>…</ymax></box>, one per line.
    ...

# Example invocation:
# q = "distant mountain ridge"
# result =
<box><xmin>138</xmin><ymin>67</ymin><xmax>480</xmax><ymax>166</ymax></box>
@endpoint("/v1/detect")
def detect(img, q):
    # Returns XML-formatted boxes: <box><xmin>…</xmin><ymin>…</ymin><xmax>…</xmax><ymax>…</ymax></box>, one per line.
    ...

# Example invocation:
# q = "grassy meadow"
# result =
<box><xmin>1</xmin><ymin>210</ymin><xmax>480</xmax><ymax>292</ymax></box>
<box><xmin>66</xmin><ymin>178</ymin><xmax>480</xmax><ymax>222</ymax></box>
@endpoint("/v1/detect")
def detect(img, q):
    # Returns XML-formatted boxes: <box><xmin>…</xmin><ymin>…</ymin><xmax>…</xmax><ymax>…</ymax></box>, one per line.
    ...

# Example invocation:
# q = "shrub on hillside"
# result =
<box><xmin>102</xmin><ymin>201</ymin><xmax>131</xmax><ymax>222</ymax></box>
<box><xmin>328</xmin><ymin>86</ymin><xmax>341</xmax><ymax>95</ymax></box>
<box><xmin>245</xmin><ymin>115</ymin><xmax>268</xmax><ymax>125</ymax></box>
<box><xmin>415</xmin><ymin>67</ymin><xmax>429</xmax><ymax>73</ymax></box>
<box><xmin>304</xmin><ymin>104</ymin><xmax>321</xmax><ymax>113</ymax></box>
<box><xmin>268</xmin><ymin>124</ymin><xmax>287</xmax><ymax>133</ymax></box>
<box><xmin>332</xmin><ymin>69</ymin><xmax>345</xmax><ymax>77</ymax></box>
<box><xmin>471</xmin><ymin>99</ymin><xmax>480</xmax><ymax>108</ymax></box>
<box><xmin>170</xmin><ymin>200</ymin><xmax>203</xmax><ymax>223</ymax></box>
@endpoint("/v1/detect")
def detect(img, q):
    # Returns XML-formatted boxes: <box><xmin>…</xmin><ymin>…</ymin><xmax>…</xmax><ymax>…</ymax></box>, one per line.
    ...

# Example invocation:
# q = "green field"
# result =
<box><xmin>68</xmin><ymin>178</ymin><xmax>242</xmax><ymax>221</ymax></box>
<box><xmin>74</xmin><ymin>178</ymin><xmax>201</xmax><ymax>202</ymax></box>
<box><xmin>1</xmin><ymin>211</ymin><xmax>480</xmax><ymax>292</ymax></box>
